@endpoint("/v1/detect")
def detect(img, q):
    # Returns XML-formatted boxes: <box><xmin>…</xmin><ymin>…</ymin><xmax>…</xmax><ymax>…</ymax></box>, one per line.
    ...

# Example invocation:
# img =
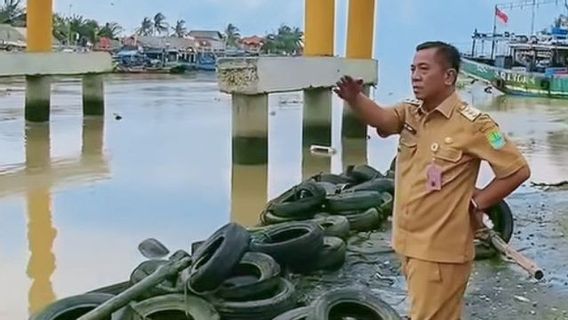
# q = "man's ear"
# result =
<box><xmin>445</xmin><ymin>68</ymin><xmax>458</xmax><ymax>85</ymax></box>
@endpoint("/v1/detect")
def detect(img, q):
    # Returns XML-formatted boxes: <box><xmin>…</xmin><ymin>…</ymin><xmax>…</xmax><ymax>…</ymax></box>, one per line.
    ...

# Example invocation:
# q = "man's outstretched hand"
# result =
<box><xmin>333</xmin><ymin>75</ymin><xmax>364</xmax><ymax>103</ymax></box>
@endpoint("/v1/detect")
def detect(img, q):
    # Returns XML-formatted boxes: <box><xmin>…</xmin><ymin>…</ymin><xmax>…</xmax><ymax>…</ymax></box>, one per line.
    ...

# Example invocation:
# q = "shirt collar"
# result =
<box><xmin>416</xmin><ymin>91</ymin><xmax>460</xmax><ymax>119</ymax></box>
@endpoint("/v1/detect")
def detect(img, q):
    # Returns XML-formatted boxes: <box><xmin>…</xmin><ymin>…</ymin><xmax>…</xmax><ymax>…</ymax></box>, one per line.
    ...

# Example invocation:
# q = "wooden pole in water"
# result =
<box><xmin>343</xmin><ymin>0</ymin><xmax>376</xmax><ymax>166</ymax></box>
<box><xmin>302</xmin><ymin>0</ymin><xmax>335</xmax><ymax>177</ymax></box>
<box><xmin>25</xmin><ymin>0</ymin><xmax>53</xmax><ymax>122</ymax></box>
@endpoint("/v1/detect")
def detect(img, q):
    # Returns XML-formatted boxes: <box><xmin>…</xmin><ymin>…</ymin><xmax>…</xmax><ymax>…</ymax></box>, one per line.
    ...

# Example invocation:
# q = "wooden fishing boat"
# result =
<box><xmin>459</xmin><ymin>0</ymin><xmax>568</xmax><ymax>99</ymax></box>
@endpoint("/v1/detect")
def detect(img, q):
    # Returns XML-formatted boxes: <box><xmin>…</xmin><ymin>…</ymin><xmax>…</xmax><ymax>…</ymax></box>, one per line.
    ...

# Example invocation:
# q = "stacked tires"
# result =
<box><xmin>30</xmin><ymin>162</ymin><xmax>514</xmax><ymax>319</ymax></box>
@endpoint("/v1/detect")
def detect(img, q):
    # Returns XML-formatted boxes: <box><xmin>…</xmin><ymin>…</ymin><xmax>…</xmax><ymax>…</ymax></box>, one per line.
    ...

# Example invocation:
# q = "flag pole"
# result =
<box><xmin>491</xmin><ymin>5</ymin><xmax>498</xmax><ymax>60</ymax></box>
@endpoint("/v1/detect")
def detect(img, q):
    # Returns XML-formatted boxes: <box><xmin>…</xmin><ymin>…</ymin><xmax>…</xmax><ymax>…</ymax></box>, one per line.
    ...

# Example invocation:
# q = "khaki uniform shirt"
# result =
<box><xmin>385</xmin><ymin>91</ymin><xmax>528</xmax><ymax>263</ymax></box>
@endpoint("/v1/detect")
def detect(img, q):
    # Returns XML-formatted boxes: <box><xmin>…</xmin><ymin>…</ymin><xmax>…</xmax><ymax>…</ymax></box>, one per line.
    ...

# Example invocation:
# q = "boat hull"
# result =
<box><xmin>461</xmin><ymin>58</ymin><xmax>568</xmax><ymax>99</ymax></box>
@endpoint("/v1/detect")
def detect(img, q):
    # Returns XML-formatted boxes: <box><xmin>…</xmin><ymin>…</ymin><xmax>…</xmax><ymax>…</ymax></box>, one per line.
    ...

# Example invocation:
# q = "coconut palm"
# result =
<box><xmin>136</xmin><ymin>17</ymin><xmax>153</xmax><ymax>36</ymax></box>
<box><xmin>172</xmin><ymin>19</ymin><xmax>187</xmax><ymax>38</ymax></box>
<box><xmin>98</xmin><ymin>22</ymin><xmax>123</xmax><ymax>39</ymax></box>
<box><xmin>153</xmin><ymin>12</ymin><xmax>168</xmax><ymax>35</ymax></box>
<box><xmin>0</xmin><ymin>0</ymin><xmax>24</xmax><ymax>25</ymax></box>
<box><xmin>224</xmin><ymin>23</ymin><xmax>241</xmax><ymax>48</ymax></box>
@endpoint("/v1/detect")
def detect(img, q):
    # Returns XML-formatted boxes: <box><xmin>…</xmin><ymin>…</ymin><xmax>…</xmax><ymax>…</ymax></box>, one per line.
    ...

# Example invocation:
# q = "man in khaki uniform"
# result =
<box><xmin>334</xmin><ymin>41</ymin><xmax>531</xmax><ymax>319</ymax></box>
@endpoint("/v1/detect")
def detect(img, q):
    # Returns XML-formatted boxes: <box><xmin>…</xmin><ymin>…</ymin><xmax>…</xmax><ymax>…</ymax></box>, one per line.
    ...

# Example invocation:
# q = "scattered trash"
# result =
<box><xmin>515</xmin><ymin>295</ymin><xmax>531</xmax><ymax>303</ymax></box>
<box><xmin>309</xmin><ymin>145</ymin><xmax>336</xmax><ymax>156</ymax></box>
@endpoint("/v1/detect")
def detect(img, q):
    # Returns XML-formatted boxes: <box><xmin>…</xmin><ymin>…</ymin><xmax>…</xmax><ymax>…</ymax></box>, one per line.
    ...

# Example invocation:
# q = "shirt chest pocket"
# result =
<box><xmin>433</xmin><ymin>147</ymin><xmax>464</xmax><ymax>183</ymax></box>
<box><xmin>398</xmin><ymin>132</ymin><xmax>418</xmax><ymax>161</ymax></box>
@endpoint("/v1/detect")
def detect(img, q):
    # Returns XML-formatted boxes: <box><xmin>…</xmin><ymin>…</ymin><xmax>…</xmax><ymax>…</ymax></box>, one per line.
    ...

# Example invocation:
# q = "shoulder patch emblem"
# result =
<box><xmin>458</xmin><ymin>103</ymin><xmax>481</xmax><ymax>122</ymax></box>
<box><xmin>487</xmin><ymin>130</ymin><xmax>506</xmax><ymax>149</ymax></box>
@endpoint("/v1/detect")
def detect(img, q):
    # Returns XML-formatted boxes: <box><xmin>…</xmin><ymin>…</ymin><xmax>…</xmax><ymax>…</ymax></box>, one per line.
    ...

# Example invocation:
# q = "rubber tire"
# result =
<box><xmin>273</xmin><ymin>306</ymin><xmax>311</xmax><ymax>320</ymax></box>
<box><xmin>30</xmin><ymin>293</ymin><xmax>128</xmax><ymax>320</ymax></box>
<box><xmin>311</xmin><ymin>173</ymin><xmax>356</xmax><ymax>185</ymax></box>
<box><xmin>127</xmin><ymin>294</ymin><xmax>220</xmax><ymax>320</ymax></box>
<box><xmin>348</xmin><ymin>178</ymin><xmax>395</xmax><ymax>195</ymax></box>
<box><xmin>189</xmin><ymin>223</ymin><xmax>251</xmax><ymax>294</ymax></box>
<box><xmin>326</xmin><ymin>191</ymin><xmax>383</xmax><ymax>213</ymax></box>
<box><xmin>486</xmin><ymin>199</ymin><xmax>514</xmax><ymax>243</ymax></box>
<box><xmin>378</xmin><ymin>192</ymin><xmax>394</xmax><ymax>218</ymax></box>
<box><xmin>168</xmin><ymin>249</ymin><xmax>190</xmax><ymax>261</ymax></box>
<box><xmin>334</xmin><ymin>207</ymin><xmax>382</xmax><ymax>232</ymax></box>
<box><xmin>311</xmin><ymin>215</ymin><xmax>350</xmax><ymax>239</ymax></box>
<box><xmin>268</xmin><ymin>181</ymin><xmax>326</xmax><ymax>219</ymax></box>
<box><xmin>88</xmin><ymin>281</ymin><xmax>130</xmax><ymax>295</ymax></box>
<box><xmin>262</xmin><ymin>211</ymin><xmax>304</xmax><ymax>225</ymax></box>
<box><xmin>307</xmin><ymin>287</ymin><xmax>402</xmax><ymax>320</ymax></box>
<box><xmin>293</xmin><ymin>237</ymin><xmax>346</xmax><ymax>273</ymax></box>
<box><xmin>316</xmin><ymin>181</ymin><xmax>339</xmax><ymax>195</ymax></box>
<box><xmin>130</xmin><ymin>260</ymin><xmax>181</xmax><ymax>299</ymax></box>
<box><xmin>210</xmin><ymin>277</ymin><xmax>297</xmax><ymax>320</ymax></box>
<box><xmin>348</xmin><ymin>164</ymin><xmax>384</xmax><ymax>183</ymax></box>
<box><xmin>250</xmin><ymin>221</ymin><xmax>324</xmax><ymax>266</ymax></box>
<box><xmin>215</xmin><ymin>252</ymin><xmax>281</xmax><ymax>300</ymax></box>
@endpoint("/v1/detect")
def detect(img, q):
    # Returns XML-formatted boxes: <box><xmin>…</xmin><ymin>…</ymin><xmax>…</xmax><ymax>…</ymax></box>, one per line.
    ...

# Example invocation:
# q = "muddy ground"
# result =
<box><xmin>292</xmin><ymin>188</ymin><xmax>568</xmax><ymax>320</ymax></box>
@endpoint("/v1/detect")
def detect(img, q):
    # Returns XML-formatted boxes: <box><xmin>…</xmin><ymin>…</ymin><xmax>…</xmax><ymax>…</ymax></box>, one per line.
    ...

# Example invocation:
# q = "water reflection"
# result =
<box><xmin>24</xmin><ymin>124</ymin><xmax>57</xmax><ymax>315</ymax></box>
<box><xmin>17</xmin><ymin>118</ymin><xmax>108</xmax><ymax>316</ymax></box>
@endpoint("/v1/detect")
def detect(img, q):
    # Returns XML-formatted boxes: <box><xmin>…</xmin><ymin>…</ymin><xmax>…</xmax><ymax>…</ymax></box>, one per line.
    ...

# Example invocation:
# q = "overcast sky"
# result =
<box><xmin>53</xmin><ymin>0</ymin><xmax>567</xmax><ymax>100</ymax></box>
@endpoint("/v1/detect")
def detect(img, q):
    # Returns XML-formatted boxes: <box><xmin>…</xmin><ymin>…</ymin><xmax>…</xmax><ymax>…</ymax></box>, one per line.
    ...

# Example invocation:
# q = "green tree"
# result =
<box><xmin>153</xmin><ymin>12</ymin><xmax>168</xmax><ymax>35</ymax></box>
<box><xmin>137</xmin><ymin>17</ymin><xmax>153</xmax><ymax>36</ymax></box>
<box><xmin>0</xmin><ymin>0</ymin><xmax>23</xmax><ymax>24</ymax></box>
<box><xmin>261</xmin><ymin>24</ymin><xmax>303</xmax><ymax>55</ymax></box>
<box><xmin>172</xmin><ymin>19</ymin><xmax>187</xmax><ymax>38</ymax></box>
<box><xmin>52</xmin><ymin>13</ymin><xmax>69</xmax><ymax>43</ymax></box>
<box><xmin>224</xmin><ymin>23</ymin><xmax>241</xmax><ymax>48</ymax></box>
<box><xmin>98</xmin><ymin>22</ymin><xmax>122</xmax><ymax>39</ymax></box>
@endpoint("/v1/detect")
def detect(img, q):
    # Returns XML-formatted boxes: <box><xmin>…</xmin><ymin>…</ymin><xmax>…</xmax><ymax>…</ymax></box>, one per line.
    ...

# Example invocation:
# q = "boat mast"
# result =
<box><xmin>491</xmin><ymin>5</ymin><xmax>498</xmax><ymax>60</ymax></box>
<box><xmin>531</xmin><ymin>0</ymin><xmax>536</xmax><ymax>35</ymax></box>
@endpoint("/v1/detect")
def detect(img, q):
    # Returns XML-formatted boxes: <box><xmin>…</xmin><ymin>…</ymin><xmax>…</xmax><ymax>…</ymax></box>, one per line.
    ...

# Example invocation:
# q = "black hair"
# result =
<box><xmin>416</xmin><ymin>41</ymin><xmax>461</xmax><ymax>74</ymax></box>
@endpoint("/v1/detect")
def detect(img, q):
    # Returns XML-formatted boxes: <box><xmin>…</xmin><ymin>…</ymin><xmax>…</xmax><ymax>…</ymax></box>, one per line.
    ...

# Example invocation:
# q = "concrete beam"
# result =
<box><xmin>217</xmin><ymin>57</ymin><xmax>378</xmax><ymax>95</ymax></box>
<box><xmin>0</xmin><ymin>52</ymin><xmax>113</xmax><ymax>77</ymax></box>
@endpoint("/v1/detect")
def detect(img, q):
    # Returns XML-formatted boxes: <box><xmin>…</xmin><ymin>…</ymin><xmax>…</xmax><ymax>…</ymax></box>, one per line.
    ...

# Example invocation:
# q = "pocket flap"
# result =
<box><xmin>434</xmin><ymin>147</ymin><xmax>462</xmax><ymax>163</ymax></box>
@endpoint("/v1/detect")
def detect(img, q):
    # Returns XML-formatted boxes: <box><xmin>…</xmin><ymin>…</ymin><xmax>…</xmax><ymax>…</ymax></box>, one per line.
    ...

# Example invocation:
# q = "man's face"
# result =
<box><xmin>411</xmin><ymin>48</ymin><xmax>455</xmax><ymax>100</ymax></box>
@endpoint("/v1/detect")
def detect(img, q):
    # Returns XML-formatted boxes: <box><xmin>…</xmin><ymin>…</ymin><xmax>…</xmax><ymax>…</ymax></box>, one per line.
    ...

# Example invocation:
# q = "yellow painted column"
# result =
<box><xmin>26</xmin><ymin>0</ymin><xmax>53</xmax><ymax>52</ymax></box>
<box><xmin>304</xmin><ymin>0</ymin><xmax>335</xmax><ymax>56</ymax></box>
<box><xmin>25</xmin><ymin>0</ymin><xmax>53</xmax><ymax>122</ymax></box>
<box><xmin>346</xmin><ymin>0</ymin><xmax>376</xmax><ymax>59</ymax></box>
<box><xmin>342</xmin><ymin>0</ymin><xmax>376</xmax><ymax>167</ymax></box>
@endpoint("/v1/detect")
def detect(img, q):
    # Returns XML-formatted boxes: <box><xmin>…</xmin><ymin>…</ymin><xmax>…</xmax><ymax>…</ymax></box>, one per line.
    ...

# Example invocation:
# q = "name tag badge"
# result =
<box><xmin>426</xmin><ymin>163</ymin><xmax>442</xmax><ymax>191</ymax></box>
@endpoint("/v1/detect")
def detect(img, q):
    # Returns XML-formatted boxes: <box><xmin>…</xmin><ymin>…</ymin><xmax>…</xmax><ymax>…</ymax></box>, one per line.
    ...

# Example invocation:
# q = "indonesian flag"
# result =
<box><xmin>496</xmin><ymin>7</ymin><xmax>509</xmax><ymax>24</ymax></box>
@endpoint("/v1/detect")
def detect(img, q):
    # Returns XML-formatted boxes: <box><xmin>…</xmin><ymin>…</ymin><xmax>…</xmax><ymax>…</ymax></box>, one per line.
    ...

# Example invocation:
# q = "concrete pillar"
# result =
<box><xmin>302</xmin><ymin>88</ymin><xmax>332</xmax><ymax>179</ymax></box>
<box><xmin>82</xmin><ymin>74</ymin><xmax>105</xmax><ymax>116</ymax></box>
<box><xmin>24</xmin><ymin>123</ymin><xmax>57</xmax><ymax>315</ymax></box>
<box><xmin>304</xmin><ymin>0</ymin><xmax>335</xmax><ymax>56</ymax></box>
<box><xmin>341</xmin><ymin>0</ymin><xmax>376</xmax><ymax>167</ymax></box>
<box><xmin>25</xmin><ymin>76</ymin><xmax>51</xmax><ymax>122</ymax></box>
<box><xmin>346</xmin><ymin>0</ymin><xmax>376</xmax><ymax>59</ymax></box>
<box><xmin>341</xmin><ymin>86</ymin><xmax>370</xmax><ymax>167</ymax></box>
<box><xmin>303</xmin><ymin>0</ymin><xmax>335</xmax><ymax>175</ymax></box>
<box><xmin>231</xmin><ymin>94</ymin><xmax>269</xmax><ymax>227</ymax></box>
<box><xmin>25</xmin><ymin>0</ymin><xmax>53</xmax><ymax>123</ymax></box>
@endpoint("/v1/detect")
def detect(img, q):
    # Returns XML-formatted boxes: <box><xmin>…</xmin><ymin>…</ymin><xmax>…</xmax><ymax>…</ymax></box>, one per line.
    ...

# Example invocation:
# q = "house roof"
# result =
<box><xmin>188</xmin><ymin>30</ymin><xmax>223</xmax><ymax>40</ymax></box>
<box><xmin>240</xmin><ymin>36</ymin><xmax>265</xmax><ymax>45</ymax></box>
<box><xmin>0</xmin><ymin>24</ymin><xmax>60</xmax><ymax>46</ymax></box>
<box><xmin>135</xmin><ymin>36</ymin><xmax>197</xmax><ymax>50</ymax></box>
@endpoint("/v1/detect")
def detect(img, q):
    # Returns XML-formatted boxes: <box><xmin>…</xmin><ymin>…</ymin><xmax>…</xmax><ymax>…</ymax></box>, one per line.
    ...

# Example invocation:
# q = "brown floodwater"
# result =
<box><xmin>0</xmin><ymin>74</ymin><xmax>567</xmax><ymax>319</ymax></box>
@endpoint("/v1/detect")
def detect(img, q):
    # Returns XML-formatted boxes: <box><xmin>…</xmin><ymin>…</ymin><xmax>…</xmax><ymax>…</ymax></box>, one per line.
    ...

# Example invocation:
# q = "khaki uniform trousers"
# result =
<box><xmin>401</xmin><ymin>256</ymin><xmax>473</xmax><ymax>320</ymax></box>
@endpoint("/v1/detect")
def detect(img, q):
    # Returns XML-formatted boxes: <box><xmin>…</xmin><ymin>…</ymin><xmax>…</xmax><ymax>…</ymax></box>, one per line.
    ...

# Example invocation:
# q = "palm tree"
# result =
<box><xmin>52</xmin><ymin>14</ymin><xmax>69</xmax><ymax>43</ymax></box>
<box><xmin>137</xmin><ymin>17</ymin><xmax>153</xmax><ymax>36</ymax></box>
<box><xmin>153</xmin><ymin>12</ymin><xmax>168</xmax><ymax>35</ymax></box>
<box><xmin>224</xmin><ymin>23</ymin><xmax>241</xmax><ymax>48</ymax></box>
<box><xmin>98</xmin><ymin>22</ymin><xmax>123</xmax><ymax>39</ymax></box>
<box><xmin>0</xmin><ymin>0</ymin><xmax>24</xmax><ymax>25</ymax></box>
<box><xmin>261</xmin><ymin>24</ymin><xmax>303</xmax><ymax>55</ymax></box>
<box><xmin>172</xmin><ymin>19</ymin><xmax>187</xmax><ymax>38</ymax></box>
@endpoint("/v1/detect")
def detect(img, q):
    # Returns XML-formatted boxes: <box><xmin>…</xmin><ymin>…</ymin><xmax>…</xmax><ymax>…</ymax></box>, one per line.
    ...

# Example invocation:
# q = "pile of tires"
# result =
<box><xmin>259</xmin><ymin>164</ymin><xmax>395</xmax><ymax>236</ymax></box>
<box><xmin>31</xmin><ymin>221</ymin><xmax>403</xmax><ymax>320</ymax></box>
